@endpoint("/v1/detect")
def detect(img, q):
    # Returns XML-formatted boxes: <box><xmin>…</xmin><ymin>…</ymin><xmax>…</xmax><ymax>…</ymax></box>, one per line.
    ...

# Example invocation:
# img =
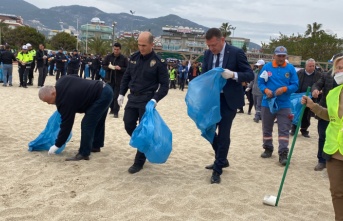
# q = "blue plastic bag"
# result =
<box><xmin>267</xmin><ymin>97</ymin><xmax>279</xmax><ymax>114</ymax></box>
<box><xmin>84</xmin><ymin>64</ymin><xmax>90</xmax><ymax>78</ymax></box>
<box><xmin>28</xmin><ymin>111</ymin><xmax>72</xmax><ymax>154</ymax></box>
<box><xmin>290</xmin><ymin>92</ymin><xmax>311</xmax><ymax>125</ymax></box>
<box><xmin>99</xmin><ymin>67</ymin><xmax>106</xmax><ymax>78</ymax></box>
<box><xmin>130</xmin><ymin>100</ymin><xmax>172</xmax><ymax>164</ymax></box>
<box><xmin>185</xmin><ymin>67</ymin><xmax>226</xmax><ymax>143</ymax></box>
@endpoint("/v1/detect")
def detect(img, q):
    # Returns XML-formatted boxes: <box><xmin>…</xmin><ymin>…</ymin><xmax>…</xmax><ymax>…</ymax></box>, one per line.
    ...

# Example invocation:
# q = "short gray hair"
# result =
<box><xmin>305</xmin><ymin>58</ymin><xmax>315</xmax><ymax>65</ymax></box>
<box><xmin>38</xmin><ymin>86</ymin><xmax>55</xmax><ymax>100</ymax></box>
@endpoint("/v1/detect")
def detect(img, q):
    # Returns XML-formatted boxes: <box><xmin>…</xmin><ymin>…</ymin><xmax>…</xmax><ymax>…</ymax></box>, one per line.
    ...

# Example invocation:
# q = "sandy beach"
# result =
<box><xmin>0</xmin><ymin>66</ymin><xmax>334</xmax><ymax>220</ymax></box>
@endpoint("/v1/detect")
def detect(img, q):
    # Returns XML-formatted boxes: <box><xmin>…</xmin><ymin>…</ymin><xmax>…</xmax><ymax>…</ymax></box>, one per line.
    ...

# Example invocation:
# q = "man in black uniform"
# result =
<box><xmin>118</xmin><ymin>31</ymin><xmax>169</xmax><ymax>174</ymax></box>
<box><xmin>48</xmin><ymin>51</ymin><xmax>56</xmax><ymax>76</ymax></box>
<box><xmin>102</xmin><ymin>42</ymin><xmax>128</xmax><ymax>118</ymax></box>
<box><xmin>79</xmin><ymin>54</ymin><xmax>89</xmax><ymax>78</ymax></box>
<box><xmin>67</xmin><ymin>49</ymin><xmax>80</xmax><ymax>75</ymax></box>
<box><xmin>38</xmin><ymin>75</ymin><xmax>114</xmax><ymax>160</ymax></box>
<box><xmin>55</xmin><ymin>48</ymin><xmax>67</xmax><ymax>81</ymax></box>
<box><xmin>36</xmin><ymin>43</ymin><xmax>49</xmax><ymax>87</ymax></box>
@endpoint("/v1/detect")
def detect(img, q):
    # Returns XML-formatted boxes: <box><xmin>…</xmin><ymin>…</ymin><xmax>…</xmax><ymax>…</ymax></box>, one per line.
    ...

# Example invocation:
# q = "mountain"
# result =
<box><xmin>0</xmin><ymin>0</ymin><xmax>208</xmax><ymax>36</ymax></box>
<box><xmin>0</xmin><ymin>0</ymin><xmax>261</xmax><ymax>48</ymax></box>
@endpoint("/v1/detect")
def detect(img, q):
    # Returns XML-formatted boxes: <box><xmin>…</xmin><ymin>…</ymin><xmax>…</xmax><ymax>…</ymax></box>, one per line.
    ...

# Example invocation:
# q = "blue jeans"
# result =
<box><xmin>2</xmin><ymin>64</ymin><xmax>13</xmax><ymax>85</ymax></box>
<box><xmin>79</xmin><ymin>84</ymin><xmax>113</xmax><ymax>157</ymax></box>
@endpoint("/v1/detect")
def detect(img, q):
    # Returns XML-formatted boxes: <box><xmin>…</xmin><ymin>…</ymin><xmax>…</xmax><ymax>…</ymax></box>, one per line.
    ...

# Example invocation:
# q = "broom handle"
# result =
<box><xmin>275</xmin><ymin>86</ymin><xmax>311</xmax><ymax>206</ymax></box>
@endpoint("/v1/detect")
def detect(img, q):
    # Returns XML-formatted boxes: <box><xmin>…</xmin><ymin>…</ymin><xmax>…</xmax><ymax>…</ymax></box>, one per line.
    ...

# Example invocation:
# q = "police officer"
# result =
<box><xmin>26</xmin><ymin>43</ymin><xmax>36</xmax><ymax>85</ymax></box>
<box><xmin>117</xmin><ymin>31</ymin><xmax>169</xmax><ymax>174</ymax></box>
<box><xmin>67</xmin><ymin>49</ymin><xmax>80</xmax><ymax>75</ymax></box>
<box><xmin>48</xmin><ymin>51</ymin><xmax>56</xmax><ymax>76</ymax></box>
<box><xmin>16</xmin><ymin>45</ymin><xmax>33</xmax><ymax>88</ymax></box>
<box><xmin>55</xmin><ymin>48</ymin><xmax>67</xmax><ymax>81</ymax></box>
<box><xmin>102</xmin><ymin>42</ymin><xmax>128</xmax><ymax>118</ymax></box>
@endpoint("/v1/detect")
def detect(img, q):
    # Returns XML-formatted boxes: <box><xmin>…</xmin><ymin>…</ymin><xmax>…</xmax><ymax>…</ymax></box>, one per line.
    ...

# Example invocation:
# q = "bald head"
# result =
<box><xmin>138</xmin><ymin>31</ymin><xmax>154</xmax><ymax>56</ymax></box>
<box><xmin>39</xmin><ymin>86</ymin><xmax>56</xmax><ymax>104</ymax></box>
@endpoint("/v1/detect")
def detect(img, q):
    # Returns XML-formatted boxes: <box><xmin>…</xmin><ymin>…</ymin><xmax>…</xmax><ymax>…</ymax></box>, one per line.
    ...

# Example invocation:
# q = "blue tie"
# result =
<box><xmin>215</xmin><ymin>53</ymin><xmax>220</xmax><ymax>67</ymax></box>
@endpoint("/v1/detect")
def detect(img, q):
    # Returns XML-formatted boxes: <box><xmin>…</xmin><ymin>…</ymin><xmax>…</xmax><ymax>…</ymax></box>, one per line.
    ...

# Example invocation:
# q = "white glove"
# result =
<box><xmin>260</xmin><ymin>70</ymin><xmax>269</xmax><ymax>82</ymax></box>
<box><xmin>48</xmin><ymin>145</ymin><xmax>59</xmax><ymax>155</ymax></box>
<box><xmin>221</xmin><ymin>69</ymin><xmax>234</xmax><ymax>79</ymax></box>
<box><xmin>108</xmin><ymin>63</ymin><xmax>116</xmax><ymax>70</ymax></box>
<box><xmin>245</xmin><ymin>88</ymin><xmax>251</xmax><ymax>92</ymax></box>
<box><xmin>151</xmin><ymin>99</ymin><xmax>157</xmax><ymax>107</ymax></box>
<box><xmin>117</xmin><ymin>94</ymin><xmax>124</xmax><ymax>107</ymax></box>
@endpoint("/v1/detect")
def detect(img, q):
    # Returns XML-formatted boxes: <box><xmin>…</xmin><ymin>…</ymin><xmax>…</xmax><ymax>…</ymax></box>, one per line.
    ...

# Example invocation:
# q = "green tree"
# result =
<box><xmin>86</xmin><ymin>37</ymin><xmax>110</xmax><ymax>55</ymax></box>
<box><xmin>305</xmin><ymin>22</ymin><xmax>324</xmax><ymax>38</ymax></box>
<box><xmin>4</xmin><ymin>26</ymin><xmax>45</xmax><ymax>50</ymax></box>
<box><xmin>50</xmin><ymin>32</ymin><xmax>77</xmax><ymax>51</ymax></box>
<box><xmin>118</xmin><ymin>37</ymin><xmax>138</xmax><ymax>56</ymax></box>
<box><xmin>242</xmin><ymin>42</ymin><xmax>247</xmax><ymax>52</ymax></box>
<box><xmin>219</xmin><ymin>22</ymin><xmax>232</xmax><ymax>38</ymax></box>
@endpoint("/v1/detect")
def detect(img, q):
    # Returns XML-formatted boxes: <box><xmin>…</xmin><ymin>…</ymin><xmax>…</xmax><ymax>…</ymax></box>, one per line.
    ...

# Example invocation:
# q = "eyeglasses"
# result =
<box><xmin>276</xmin><ymin>55</ymin><xmax>286</xmax><ymax>57</ymax></box>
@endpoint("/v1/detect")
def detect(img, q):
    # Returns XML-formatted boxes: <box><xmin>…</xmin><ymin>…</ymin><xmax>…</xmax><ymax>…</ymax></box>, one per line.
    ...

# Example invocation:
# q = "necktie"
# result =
<box><xmin>215</xmin><ymin>53</ymin><xmax>220</xmax><ymax>67</ymax></box>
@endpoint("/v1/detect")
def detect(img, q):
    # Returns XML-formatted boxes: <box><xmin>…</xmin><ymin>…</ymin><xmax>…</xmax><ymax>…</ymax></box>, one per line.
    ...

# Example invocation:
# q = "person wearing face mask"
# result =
<box><xmin>258</xmin><ymin>46</ymin><xmax>299</xmax><ymax>166</ymax></box>
<box><xmin>301</xmin><ymin>55</ymin><xmax>343</xmax><ymax>221</ymax></box>
<box><xmin>311</xmin><ymin>53</ymin><xmax>343</xmax><ymax>171</ymax></box>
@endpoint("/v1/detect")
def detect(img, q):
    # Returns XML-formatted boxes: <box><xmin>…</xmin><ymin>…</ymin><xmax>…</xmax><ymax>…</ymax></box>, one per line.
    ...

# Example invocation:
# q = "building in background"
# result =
<box><xmin>80</xmin><ymin>17</ymin><xmax>113</xmax><ymax>41</ymax></box>
<box><xmin>0</xmin><ymin>13</ymin><xmax>24</xmax><ymax>29</ymax></box>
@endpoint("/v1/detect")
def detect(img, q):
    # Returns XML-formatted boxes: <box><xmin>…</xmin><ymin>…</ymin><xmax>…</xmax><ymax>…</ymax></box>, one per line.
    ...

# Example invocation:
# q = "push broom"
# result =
<box><xmin>263</xmin><ymin>87</ymin><xmax>311</xmax><ymax>207</ymax></box>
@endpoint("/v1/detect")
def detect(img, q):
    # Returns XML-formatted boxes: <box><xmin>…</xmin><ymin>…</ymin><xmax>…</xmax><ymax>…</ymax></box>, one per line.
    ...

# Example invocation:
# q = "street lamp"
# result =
<box><xmin>231</xmin><ymin>27</ymin><xmax>236</xmax><ymax>37</ymax></box>
<box><xmin>130</xmin><ymin>10</ymin><xmax>135</xmax><ymax>35</ymax></box>
<box><xmin>112</xmin><ymin>21</ymin><xmax>117</xmax><ymax>46</ymax></box>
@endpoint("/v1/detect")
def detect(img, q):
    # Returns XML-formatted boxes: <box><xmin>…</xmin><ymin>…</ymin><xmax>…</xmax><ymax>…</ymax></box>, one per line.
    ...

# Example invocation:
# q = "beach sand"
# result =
<box><xmin>0</xmin><ymin>66</ymin><xmax>334</xmax><ymax>220</ymax></box>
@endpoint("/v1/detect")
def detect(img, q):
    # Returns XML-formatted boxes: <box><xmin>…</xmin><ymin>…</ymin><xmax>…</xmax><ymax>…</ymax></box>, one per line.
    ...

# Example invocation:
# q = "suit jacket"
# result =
<box><xmin>202</xmin><ymin>43</ymin><xmax>254</xmax><ymax>110</ymax></box>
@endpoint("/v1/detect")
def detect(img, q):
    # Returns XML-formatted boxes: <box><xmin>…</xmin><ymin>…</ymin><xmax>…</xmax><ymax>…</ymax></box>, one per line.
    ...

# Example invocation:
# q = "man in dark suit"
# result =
<box><xmin>201</xmin><ymin>28</ymin><xmax>254</xmax><ymax>184</ymax></box>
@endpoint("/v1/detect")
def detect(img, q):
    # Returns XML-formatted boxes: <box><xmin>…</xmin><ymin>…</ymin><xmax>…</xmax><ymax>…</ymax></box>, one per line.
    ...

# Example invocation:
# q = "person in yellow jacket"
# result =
<box><xmin>16</xmin><ymin>45</ymin><xmax>33</xmax><ymax>88</ymax></box>
<box><xmin>26</xmin><ymin>43</ymin><xmax>36</xmax><ymax>85</ymax></box>
<box><xmin>169</xmin><ymin>65</ymin><xmax>176</xmax><ymax>89</ymax></box>
<box><xmin>302</xmin><ymin>55</ymin><xmax>343</xmax><ymax>221</ymax></box>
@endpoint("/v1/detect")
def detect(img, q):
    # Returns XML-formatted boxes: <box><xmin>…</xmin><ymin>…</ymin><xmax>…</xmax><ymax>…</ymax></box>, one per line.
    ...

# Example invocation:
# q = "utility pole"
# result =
<box><xmin>86</xmin><ymin>23</ymin><xmax>88</xmax><ymax>54</ymax></box>
<box><xmin>130</xmin><ymin>10</ymin><xmax>135</xmax><ymax>36</ymax></box>
<box><xmin>112</xmin><ymin>21</ymin><xmax>117</xmax><ymax>46</ymax></box>
<box><xmin>76</xmin><ymin>18</ymin><xmax>78</xmax><ymax>51</ymax></box>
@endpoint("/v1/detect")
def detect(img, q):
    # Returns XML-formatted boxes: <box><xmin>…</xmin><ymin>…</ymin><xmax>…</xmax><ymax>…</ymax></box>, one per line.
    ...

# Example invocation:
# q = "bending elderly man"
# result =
<box><xmin>38</xmin><ymin>75</ymin><xmax>113</xmax><ymax>160</ymax></box>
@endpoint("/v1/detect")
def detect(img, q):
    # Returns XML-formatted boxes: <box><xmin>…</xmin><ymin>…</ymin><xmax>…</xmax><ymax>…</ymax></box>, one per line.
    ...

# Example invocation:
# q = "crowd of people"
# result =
<box><xmin>1</xmin><ymin>28</ymin><xmax>343</xmax><ymax>220</ymax></box>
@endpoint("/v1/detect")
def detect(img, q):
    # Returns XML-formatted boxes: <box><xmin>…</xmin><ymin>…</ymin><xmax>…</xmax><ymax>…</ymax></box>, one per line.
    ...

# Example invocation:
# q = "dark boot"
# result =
<box><xmin>279</xmin><ymin>152</ymin><xmax>288</xmax><ymax>166</ymax></box>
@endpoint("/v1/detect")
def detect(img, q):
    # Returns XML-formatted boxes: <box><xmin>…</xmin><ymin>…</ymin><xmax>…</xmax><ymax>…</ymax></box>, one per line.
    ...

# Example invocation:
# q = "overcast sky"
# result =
<box><xmin>26</xmin><ymin>0</ymin><xmax>343</xmax><ymax>45</ymax></box>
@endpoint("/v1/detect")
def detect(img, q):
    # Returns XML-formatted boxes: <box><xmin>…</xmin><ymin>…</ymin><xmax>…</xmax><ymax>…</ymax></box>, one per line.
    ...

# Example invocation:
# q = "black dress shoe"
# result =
<box><xmin>91</xmin><ymin>147</ymin><xmax>101</xmax><ymax>152</ymax></box>
<box><xmin>65</xmin><ymin>153</ymin><xmax>90</xmax><ymax>161</ymax></box>
<box><xmin>211</xmin><ymin>171</ymin><xmax>221</xmax><ymax>184</ymax></box>
<box><xmin>128</xmin><ymin>164</ymin><xmax>143</xmax><ymax>174</ymax></box>
<box><xmin>205</xmin><ymin>161</ymin><xmax>229</xmax><ymax>170</ymax></box>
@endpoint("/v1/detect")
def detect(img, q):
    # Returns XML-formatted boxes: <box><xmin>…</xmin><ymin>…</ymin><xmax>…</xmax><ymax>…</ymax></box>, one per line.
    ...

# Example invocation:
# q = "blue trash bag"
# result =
<box><xmin>28</xmin><ymin>111</ymin><xmax>72</xmax><ymax>154</ymax></box>
<box><xmin>290</xmin><ymin>92</ymin><xmax>311</xmax><ymax>125</ymax></box>
<box><xmin>267</xmin><ymin>96</ymin><xmax>279</xmax><ymax>114</ymax></box>
<box><xmin>99</xmin><ymin>67</ymin><xmax>106</xmax><ymax>78</ymax></box>
<box><xmin>185</xmin><ymin>67</ymin><xmax>226</xmax><ymax>143</ymax></box>
<box><xmin>129</xmin><ymin>100</ymin><xmax>172</xmax><ymax>164</ymax></box>
<box><xmin>84</xmin><ymin>64</ymin><xmax>90</xmax><ymax>78</ymax></box>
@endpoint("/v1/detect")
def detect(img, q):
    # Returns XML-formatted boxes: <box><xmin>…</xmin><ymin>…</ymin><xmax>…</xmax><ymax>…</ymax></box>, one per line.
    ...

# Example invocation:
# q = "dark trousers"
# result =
<box><xmin>169</xmin><ymin>80</ymin><xmax>176</xmax><ymax>89</ymax></box>
<box><xmin>56</xmin><ymin>67</ymin><xmax>65</xmax><ymax>81</ymax></box>
<box><xmin>317</xmin><ymin>119</ymin><xmax>329</xmax><ymax>164</ymax></box>
<box><xmin>37</xmin><ymin>66</ymin><xmax>48</xmax><ymax>87</ymax></box>
<box><xmin>91</xmin><ymin>68</ymin><xmax>98</xmax><ymax>80</ymax></box>
<box><xmin>123</xmin><ymin>105</ymin><xmax>147</xmax><ymax>166</ymax></box>
<box><xmin>246</xmin><ymin>90</ymin><xmax>254</xmax><ymax>113</ymax></box>
<box><xmin>79</xmin><ymin>84</ymin><xmax>113</xmax><ymax>157</ymax></box>
<box><xmin>80</xmin><ymin>66</ymin><xmax>85</xmax><ymax>78</ymax></box>
<box><xmin>109</xmin><ymin>83</ymin><xmax>121</xmax><ymax>114</ymax></box>
<box><xmin>211</xmin><ymin>94</ymin><xmax>237</xmax><ymax>175</ymax></box>
<box><xmin>28</xmin><ymin>65</ymin><xmax>34</xmax><ymax>84</ymax></box>
<box><xmin>179</xmin><ymin>78</ymin><xmax>185</xmax><ymax>91</ymax></box>
<box><xmin>49</xmin><ymin>64</ymin><xmax>54</xmax><ymax>75</ymax></box>
<box><xmin>326</xmin><ymin>158</ymin><xmax>343</xmax><ymax>221</ymax></box>
<box><xmin>291</xmin><ymin>107</ymin><xmax>312</xmax><ymax>134</ymax></box>
<box><xmin>18</xmin><ymin>67</ymin><xmax>25</xmax><ymax>86</ymax></box>
<box><xmin>67</xmin><ymin>68</ymin><xmax>79</xmax><ymax>76</ymax></box>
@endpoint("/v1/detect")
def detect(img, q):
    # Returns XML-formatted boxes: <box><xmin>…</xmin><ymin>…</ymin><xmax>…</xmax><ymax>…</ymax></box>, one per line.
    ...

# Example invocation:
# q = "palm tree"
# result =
<box><xmin>219</xmin><ymin>22</ymin><xmax>232</xmax><ymax>38</ymax></box>
<box><xmin>118</xmin><ymin>36</ymin><xmax>138</xmax><ymax>56</ymax></box>
<box><xmin>87</xmin><ymin>37</ymin><xmax>110</xmax><ymax>55</ymax></box>
<box><xmin>305</xmin><ymin>22</ymin><xmax>324</xmax><ymax>38</ymax></box>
